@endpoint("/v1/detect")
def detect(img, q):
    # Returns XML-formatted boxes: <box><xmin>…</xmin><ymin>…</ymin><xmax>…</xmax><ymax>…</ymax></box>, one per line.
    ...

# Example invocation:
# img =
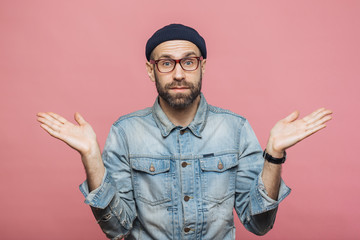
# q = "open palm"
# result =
<box><xmin>37</xmin><ymin>112</ymin><xmax>99</xmax><ymax>156</ymax></box>
<box><xmin>268</xmin><ymin>108</ymin><xmax>333</xmax><ymax>153</ymax></box>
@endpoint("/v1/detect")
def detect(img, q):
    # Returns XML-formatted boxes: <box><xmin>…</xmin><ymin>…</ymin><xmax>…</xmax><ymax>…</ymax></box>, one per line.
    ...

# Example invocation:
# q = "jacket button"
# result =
<box><xmin>149</xmin><ymin>165</ymin><xmax>155</xmax><ymax>172</ymax></box>
<box><xmin>184</xmin><ymin>227</ymin><xmax>191</xmax><ymax>233</ymax></box>
<box><xmin>181</xmin><ymin>162</ymin><xmax>188</xmax><ymax>168</ymax></box>
<box><xmin>180</xmin><ymin>130</ymin><xmax>186</xmax><ymax>135</ymax></box>
<box><xmin>218</xmin><ymin>162</ymin><xmax>224</xmax><ymax>170</ymax></box>
<box><xmin>184</xmin><ymin>195</ymin><xmax>190</xmax><ymax>202</ymax></box>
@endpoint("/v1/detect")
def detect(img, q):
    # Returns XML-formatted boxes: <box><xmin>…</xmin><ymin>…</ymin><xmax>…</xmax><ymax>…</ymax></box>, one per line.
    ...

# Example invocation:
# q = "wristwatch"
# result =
<box><xmin>263</xmin><ymin>149</ymin><xmax>286</xmax><ymax>164</ymax></box>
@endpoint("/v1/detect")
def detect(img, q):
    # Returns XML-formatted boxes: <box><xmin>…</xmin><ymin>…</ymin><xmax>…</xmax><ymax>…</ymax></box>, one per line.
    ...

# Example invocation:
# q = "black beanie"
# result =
<box><xmin>145</xmin><ymin>23</ymin><xmax>207</xmax><ymax>61</ymax></box>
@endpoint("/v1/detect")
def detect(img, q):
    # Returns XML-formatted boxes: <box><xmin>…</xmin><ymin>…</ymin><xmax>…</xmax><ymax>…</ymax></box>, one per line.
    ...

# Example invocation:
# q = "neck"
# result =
<box><xmin>159</xmin><ymin>95</ymin><xmax>201</xmax><ymax>127</ymax></box>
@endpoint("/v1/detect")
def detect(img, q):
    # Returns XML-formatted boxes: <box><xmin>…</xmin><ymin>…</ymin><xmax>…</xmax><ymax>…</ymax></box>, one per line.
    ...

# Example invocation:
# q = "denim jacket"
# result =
<box><xmin>80</xmin><ymin>93</ymin><xmax>291</xmax><ymax>240</ymax></box>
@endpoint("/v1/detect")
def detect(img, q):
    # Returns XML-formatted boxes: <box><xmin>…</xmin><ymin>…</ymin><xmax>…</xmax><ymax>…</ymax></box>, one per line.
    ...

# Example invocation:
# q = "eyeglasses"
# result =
<box><xmin>150</xmin><ymin>56</ymin><xmax>203</xmax><ymax>73</ymax></box>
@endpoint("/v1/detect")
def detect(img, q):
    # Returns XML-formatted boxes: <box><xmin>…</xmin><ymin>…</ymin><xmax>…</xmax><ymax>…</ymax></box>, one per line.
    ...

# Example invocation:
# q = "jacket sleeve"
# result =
<box><xmin>234</xmin><ymin>120</ymin><xmax>291</xmax><ymax>236</ymax></box>
<box><xmin>79</xmin><ymin>124</ymin><xmax>136</xmax><ymax>240</ymax></box>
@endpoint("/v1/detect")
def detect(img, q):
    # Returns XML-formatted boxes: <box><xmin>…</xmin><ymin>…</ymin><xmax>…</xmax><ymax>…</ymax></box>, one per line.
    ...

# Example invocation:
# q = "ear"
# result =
<box><xmin>146</xmin><ymin>61</ymin><xmax>155</xmax><ymax>82</ymax></box>
<box><xmin>201</xmin><ymin>58</ymin><xmax>206</xmax><ymax>75</ymax></box>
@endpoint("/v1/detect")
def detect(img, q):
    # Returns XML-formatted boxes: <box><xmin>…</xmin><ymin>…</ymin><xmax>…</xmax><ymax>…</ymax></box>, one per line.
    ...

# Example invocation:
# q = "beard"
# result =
<box><xmin>155</xmin><ymin>72</ymin><xmax>202</xmax><ymax>110</ymax></box>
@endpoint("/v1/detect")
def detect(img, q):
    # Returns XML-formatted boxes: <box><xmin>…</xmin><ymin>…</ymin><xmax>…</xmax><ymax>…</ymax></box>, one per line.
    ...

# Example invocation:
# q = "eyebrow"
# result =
<box><xmin>158</xmin><ymin>51</ymin><xmax>198</xmax><ymax>59</ymax></box>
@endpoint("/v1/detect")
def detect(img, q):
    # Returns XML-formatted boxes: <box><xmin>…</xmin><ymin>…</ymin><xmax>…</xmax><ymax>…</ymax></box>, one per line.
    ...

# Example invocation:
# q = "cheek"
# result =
<box><xmin>154</xmin><ymin>72</ymin><xmax>170</xmax><ymax>87</ymax></box>
<box><xmin>188</xmin><ymin>71</ymin><xmax>202</xmax><ymax>82</ymax></box>
<box><xmin>158</xmin><ymin>73</ymin><xmax>174</xmax><ymax>84</ymax></box>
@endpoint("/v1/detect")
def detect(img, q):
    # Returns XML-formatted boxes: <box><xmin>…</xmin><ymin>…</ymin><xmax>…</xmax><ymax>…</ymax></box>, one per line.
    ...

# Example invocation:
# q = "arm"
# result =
<box><xmin>235</xmin><ymin>120</ymin><xmax>290</xmax><ymax>236</ymax></box>
<box><xmin>235</xmin><ymin>107</ymin><xmax>332</xmax><ymax>235</ymax></box>
<box><xmin>81</xmin><ymin>124</ymin><xmax>137</xmax><ymax>239</ymax></box>
<box><xmin>261</xmin><ymin>108</ymin><xmax>333</xmax><ymax>199</ymax></box>
<box><xmin>37</xmin><ymin>112</ymin><xmax>105</xmax><ymax>191</ymax></box>
<box><xmin>37</xmin><ymin>112</ymin><xmax>136</xmax><ymax>238</ymax></box>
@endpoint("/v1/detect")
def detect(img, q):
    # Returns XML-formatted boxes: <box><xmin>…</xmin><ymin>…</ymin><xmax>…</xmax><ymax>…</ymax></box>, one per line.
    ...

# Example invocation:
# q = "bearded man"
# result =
<box><xmin>37</xmin><ymin>24</ymin><xmax>332</xmax><ymax>239</ymax></box>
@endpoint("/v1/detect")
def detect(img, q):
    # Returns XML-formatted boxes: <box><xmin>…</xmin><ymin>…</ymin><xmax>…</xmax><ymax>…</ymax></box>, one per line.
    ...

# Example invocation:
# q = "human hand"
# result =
<box><xmin>266</xmin><ymin>108</ymin><xmax>333</xmax><ymax>157</ymax></box>
<box><xmin>37</xmin><ymin>112</ymin><xmax>100</xmax><ymax>158</ymax></box>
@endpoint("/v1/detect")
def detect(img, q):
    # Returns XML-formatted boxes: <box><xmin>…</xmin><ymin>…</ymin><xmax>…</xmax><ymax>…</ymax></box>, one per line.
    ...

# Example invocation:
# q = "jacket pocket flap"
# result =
<box><xmin>131</xmin><ymin>158</ymin><xmax>170</xmax><ymax>175</ymax></box>
<box><xmin>200</xmin><ymin>154</ymin><xmax>239</xmax><ymax>172</ymax></box>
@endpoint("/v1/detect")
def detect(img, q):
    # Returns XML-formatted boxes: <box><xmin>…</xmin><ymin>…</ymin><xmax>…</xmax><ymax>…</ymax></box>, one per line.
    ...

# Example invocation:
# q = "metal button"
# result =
<box><xmin>218</xmin><ymin>162</ymin><xmax>224</xmax><ymax>170</ymax></box>
<box><xmin>149</xmin><ymin>164</ymin><xmax>155</xmax><ymax>172</ymax></box>
<box><xmin>180</xmin><ymin>130</ymin><xmax>186</xmax><ymax>135</ymax></box>
<box><xmin>181</xmin><ymin>162</ymin><xmax>188</xmax><ymax>168</ymax></box>
<box><xmin>184</xmin><ymin>227</ymin><xmax>191</xmax><ymax>233</ymax></box>
<box><xmin>184</xmin><ymin>195</ymin><xmax>190</xmax><ymax>202</ymax></box>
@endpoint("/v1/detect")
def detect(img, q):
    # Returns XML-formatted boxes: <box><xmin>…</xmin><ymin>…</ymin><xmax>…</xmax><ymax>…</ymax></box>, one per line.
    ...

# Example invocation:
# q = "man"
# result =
<box><xmin>37</xmin><ymin>24</ymin><xmax>332</xmax><ymax>239</ymax></box>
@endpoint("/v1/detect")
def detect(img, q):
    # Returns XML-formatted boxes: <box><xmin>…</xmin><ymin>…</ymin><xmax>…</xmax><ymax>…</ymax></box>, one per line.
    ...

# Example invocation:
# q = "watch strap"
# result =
<box><xmin>263</xmin><ymin>149</ymin><xmax>286</xmax><ymax>164</ymax></box>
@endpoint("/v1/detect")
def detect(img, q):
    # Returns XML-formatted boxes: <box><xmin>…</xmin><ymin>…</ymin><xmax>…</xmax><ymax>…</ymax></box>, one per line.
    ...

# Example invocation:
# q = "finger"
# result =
<box><xmin>304</xmin><ymin>109</ymin><xmax>332</xmax><ymax>125</ymax></box>
<box><xmin>302</xmin><ymin>108</ymin><xmax>324</xmax><ymax>122</ymax></box>
<box><xmin>39</xmin><ymin>123</ymin><xmax>61</xmax><ymax>139</ymax></box>
<box><xmin>295</xmin><ymin>123</ymin><xmax>327</xmax><ymax>142</ymax></box>
<box><xmin>302</xmin><ymin>108</ymin><xmax>328</xmax><ymax>122</ymax></box>
<box><xmin>304</xmin><ymin>124</ymin><xmax>327</xmax><ymax>138</ymax></box>
<box><xmin>283</xmin><ymin>110</ymin><xmax>299</xmax><ymax>123</ymax></box>
<box><xmin>47</xmin><ymin>112</ymin><xmax>68</xmax><ymax>124</ymax></box>
<box><xmin>37</xmin><ymin>116</ymin><xmax>62</xmax><ymax>132</ymax></box>
<box><xmin>312</xmin><ymin>109</ymin><xmax>332</xmax><ymax>120</ymax></box>
<box><xmin>38</xmin><ymin>112</ymin><xmax>64</xmax><ymax>126</ymax></box>
<box><xmin>74</xmin><ymin>112</ymin><xmax>87</xmax><ymax>125</ymax></box>
<box><xmin>306</xmin><ymin>114</ymin><xmax>332</xmax><ymax>130</ymax></box>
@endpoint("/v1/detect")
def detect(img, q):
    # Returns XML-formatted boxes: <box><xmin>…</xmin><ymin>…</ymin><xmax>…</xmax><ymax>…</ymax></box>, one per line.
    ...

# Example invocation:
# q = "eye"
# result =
<box><xmin>183</xmin><ymin>59</ymin><xmax>195</xmax><ymax>66</ymax></box>
<box><xmin>159</xmin><ymin>60</ymin><xmax>174</xmax><ymax>67</ymax></box>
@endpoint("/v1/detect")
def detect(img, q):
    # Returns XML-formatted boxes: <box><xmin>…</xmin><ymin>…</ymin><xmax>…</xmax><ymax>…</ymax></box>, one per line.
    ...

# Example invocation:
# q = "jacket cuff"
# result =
<box><xmin>79</xmin><ymin>168</ymin><xmax>117</xmax><ymax>209</ymax></box>
<box><xmin>250</xmin><ymin>172</ymin><xmax>291</xmax><ymax>215</ymax></box>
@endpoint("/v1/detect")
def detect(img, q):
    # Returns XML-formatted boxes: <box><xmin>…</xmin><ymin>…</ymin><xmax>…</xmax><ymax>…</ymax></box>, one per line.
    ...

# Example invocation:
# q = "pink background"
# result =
<box><xmin>1</xmin><ymin>0</ymin><xmax>359</xmax><ymax>239</ymax></box>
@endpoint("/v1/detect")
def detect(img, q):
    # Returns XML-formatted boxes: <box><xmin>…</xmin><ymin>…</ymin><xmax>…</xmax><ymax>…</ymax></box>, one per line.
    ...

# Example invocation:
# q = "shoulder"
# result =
<box><xmin>112</xmin><ymin>107</ymin><xmax>153</xmax><ymax>127</ymax></box>
<box><xmin>206</xmin><ymin>104</ymin><xmax>250</xmax><ymax>130</ymax></box>
<box><xmin>207</xmin><ymin>104</ymin><xmax>247</xmax><ymax>122</ymax></box>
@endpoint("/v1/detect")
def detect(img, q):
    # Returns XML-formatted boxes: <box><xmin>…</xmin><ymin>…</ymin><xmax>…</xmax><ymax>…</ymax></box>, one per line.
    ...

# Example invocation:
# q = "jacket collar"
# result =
<box><xmin>152</xmin><ymin>93</ymin><xmax>208</xmax><ymax>138</ymax></box>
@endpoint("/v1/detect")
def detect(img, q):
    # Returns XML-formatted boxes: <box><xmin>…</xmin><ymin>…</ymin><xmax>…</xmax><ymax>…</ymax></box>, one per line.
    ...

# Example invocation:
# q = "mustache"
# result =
<box><xmin>165</xmin><ymin>81</ymin><xmax>194</xmax><ymax>89</ymax></box>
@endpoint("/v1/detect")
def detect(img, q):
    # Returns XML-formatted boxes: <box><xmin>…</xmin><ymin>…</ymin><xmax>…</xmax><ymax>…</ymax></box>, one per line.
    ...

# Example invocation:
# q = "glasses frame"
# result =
<box><xmin>150</xmin><ymin>56</ymin><xmax>203</xmax><ymax>73</ymax></box>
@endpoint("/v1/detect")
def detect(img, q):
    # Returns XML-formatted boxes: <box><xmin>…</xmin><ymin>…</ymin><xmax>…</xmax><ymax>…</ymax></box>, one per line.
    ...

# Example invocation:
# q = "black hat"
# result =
<box><xmin>145</xmin><ymin>23</ymin><xmax>207</xmax><ymax>61</ymax></box>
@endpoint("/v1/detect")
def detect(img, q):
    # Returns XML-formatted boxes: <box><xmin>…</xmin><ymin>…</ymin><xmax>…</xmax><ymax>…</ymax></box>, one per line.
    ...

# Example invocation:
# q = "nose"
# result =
<box><xmin>172</xmin><ymin>62</ymin><xmax>185</xmax><ymax>81</ymax></box>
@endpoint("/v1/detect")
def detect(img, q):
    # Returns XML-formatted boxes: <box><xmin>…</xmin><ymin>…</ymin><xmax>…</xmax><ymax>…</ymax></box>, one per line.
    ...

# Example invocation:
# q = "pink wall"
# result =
<box><xmin>1</xmin><ymin>0</ymin><xmax>359</xmax><ymax>239</ymax></box>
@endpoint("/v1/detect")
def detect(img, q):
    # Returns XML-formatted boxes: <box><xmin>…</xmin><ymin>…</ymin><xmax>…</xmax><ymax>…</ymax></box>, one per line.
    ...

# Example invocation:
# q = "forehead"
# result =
<box><xmin>152</xmin><ymin>40</ymin><xmax>201</xmax><ymax>59</ymax></box>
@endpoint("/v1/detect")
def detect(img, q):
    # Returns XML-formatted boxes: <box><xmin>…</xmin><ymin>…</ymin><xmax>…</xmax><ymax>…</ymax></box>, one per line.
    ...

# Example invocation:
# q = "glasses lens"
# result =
<box><xmin>180</xmin><ymin>58</ymin><xmax>199</xmax><ymax>71</ymax></box>
<box><xmin>157</xmin><ymin>59</ymin><xmax>175</xmax><ymax>73</ymax></box>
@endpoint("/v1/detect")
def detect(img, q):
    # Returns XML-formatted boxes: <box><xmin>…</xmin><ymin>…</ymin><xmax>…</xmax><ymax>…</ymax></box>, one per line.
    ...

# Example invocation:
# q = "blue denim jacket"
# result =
<box><xmin>80</xmin><ymin>93</ymin><xmax>291</xmax><ymax>240</ymax></box>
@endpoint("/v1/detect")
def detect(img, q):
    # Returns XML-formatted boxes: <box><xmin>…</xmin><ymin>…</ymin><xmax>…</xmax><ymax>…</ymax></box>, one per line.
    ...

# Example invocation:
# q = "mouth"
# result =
<box><xmin>169</xmin><ymin>87</ymin><xmax>190</xmax><ymax>92</ymax></box>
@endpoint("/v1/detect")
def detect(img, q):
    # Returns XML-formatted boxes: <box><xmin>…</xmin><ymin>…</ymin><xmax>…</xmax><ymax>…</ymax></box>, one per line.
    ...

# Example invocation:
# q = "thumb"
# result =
<box><xmin>74</xmin><ymin>112</ymin><xmax>87</xmax><ymax>125</ymax></box>
<box><xmin>283</xmin><ymin>110</ymin><xmax>299</xmax><ymax>123</ymax></box>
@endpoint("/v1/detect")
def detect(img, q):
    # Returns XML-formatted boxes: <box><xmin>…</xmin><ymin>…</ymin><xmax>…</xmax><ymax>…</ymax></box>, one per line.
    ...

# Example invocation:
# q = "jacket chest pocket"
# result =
<box><xmin>130</xmin><ymin>158</ymin><xmax>171</xmax><ymax>205</ymax></box>
<box><xmin>200</xmin><ymin>154</ymin><xmax>239</xmax><ymax>203</ymax></box>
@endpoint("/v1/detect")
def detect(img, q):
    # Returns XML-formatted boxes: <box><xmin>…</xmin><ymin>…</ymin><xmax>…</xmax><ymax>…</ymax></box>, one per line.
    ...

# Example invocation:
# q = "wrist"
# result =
<box><xmin>81</xmin><ymin>142</ymin><xmax>102</xmax><ymax>166</ymax></box>
<box><xmin>80</xmin><ymin>140</ymin><xmax>100</xmax><ymax>158</ymax></box>
<box><xmin>265</xmin><ymin>147</ymin><xmax>284</xmax><ymax>158</ymax></box>
<box><xmin>263</xmin><ymin>148</ymin><xmax>287</xmax><ymax>164</ymax></box>
<box><xmin>265</xmin><ymin>142</ymin><xmax>284</xmax><ymax>158</ymax></box>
